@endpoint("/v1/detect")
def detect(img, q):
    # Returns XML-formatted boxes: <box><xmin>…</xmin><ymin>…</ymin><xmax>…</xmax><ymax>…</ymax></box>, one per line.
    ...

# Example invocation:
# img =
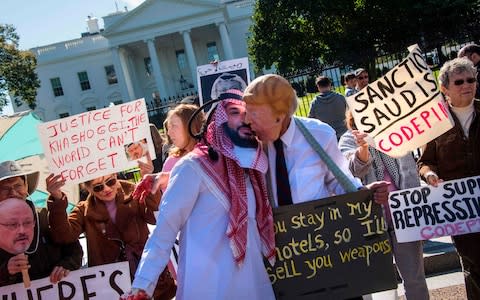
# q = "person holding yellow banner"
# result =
<box><xmin>418</xmin><ymin>57</ymin><xmax>480</xmax><ymax>300</ymax></box>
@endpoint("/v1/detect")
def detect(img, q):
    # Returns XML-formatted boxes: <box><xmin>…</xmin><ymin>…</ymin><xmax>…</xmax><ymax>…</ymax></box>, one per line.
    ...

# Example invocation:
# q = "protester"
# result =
<box><xmin>243</xmin><ymin>74</ymin><xmax>389</xmax><ymax>299</ymax></box>
<box><xmin>0</xmin><ymin>198</ymin><xmax>35</xmax><ymax>286</ymax></box>
<box><xmin>162</xmin><ymin>104</ymin><xmax>205</xmax><ymax>178</ymax></box>
<box><xmin>129</xmin><ymin>90</ymin><xmax>276</xmax><ymax>299</ymax></box>
<box><xmin>339</xmin><ymin>110</ymin><xmax>429</xmax><ymax>300</ymax></box>
<box><xmin>308</xmin><ymin>75</ymin><xmax>348</xmax><ymax>140</ymax></box>
<box><xmin>243</xmin><ymin>74</ymin><xmax>388</xmax><ymax>203</ymax></box>
<box><xmin>344</xmin><ymin>72</ymin><xmax>357</xmax><ymax>97</ymax></box>
<box><xmin>457</xmin><ymin>44</ymin><xmax>480</xmax><ymax>98</ymax></box>
<box><xmin>418</xmin><ymin>57</ymin><xmax>480</xmax><ymax>300</ymax></box>
<box><xmin>354</xmin><ymin>68</ymin><xmax>369</xmax><ymax>91</ymax></box>
<box><xmin>147</xmin><ymin>104</ymin><xmax>204</xmax><ymax>280</ymax></box>
<box><xmin>0</xmin><ymin>160</ymin><xmax>82</xmax><ymax>286</ymax></box>
<box><xmin>46</xmin><ymin>173</ymin><xmax>175</xmax><ymax>300</ymax></box>
<box><xmin>149</xmin><ymin>124</ymin><xmax>165</xmax><ymax>173</ymax></box>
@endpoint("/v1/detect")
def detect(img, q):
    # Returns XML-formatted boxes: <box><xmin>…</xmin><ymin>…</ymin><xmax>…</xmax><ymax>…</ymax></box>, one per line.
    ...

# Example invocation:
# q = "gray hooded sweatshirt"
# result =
<box><xmin>308</xmin><ymin>91</ymin><xmax>348</xmax><ymax>140</ymax></box>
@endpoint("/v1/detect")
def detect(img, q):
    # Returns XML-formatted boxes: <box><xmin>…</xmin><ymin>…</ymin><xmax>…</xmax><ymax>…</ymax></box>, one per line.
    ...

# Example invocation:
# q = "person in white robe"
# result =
<box><xmin>129</xmin><ymin>90</ymin><xmax>276</xmax><ymax>300</ymax></box>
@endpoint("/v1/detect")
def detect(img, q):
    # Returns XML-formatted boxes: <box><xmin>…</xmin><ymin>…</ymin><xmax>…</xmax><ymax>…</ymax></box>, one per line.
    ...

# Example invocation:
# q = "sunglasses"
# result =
<box><xmin>358</xmin><ymin>76</ymin><xmax>369</xmax><ymax>80</ymax></box>
<box><xmin>453</xmin><ymin>77</ymin><xmax>476</xmax><ymax>86</ymax></box>
<box><xmin>92</xmin><ymin>178</ymin><xmax>117</xmax><ymax>193</ymax></box>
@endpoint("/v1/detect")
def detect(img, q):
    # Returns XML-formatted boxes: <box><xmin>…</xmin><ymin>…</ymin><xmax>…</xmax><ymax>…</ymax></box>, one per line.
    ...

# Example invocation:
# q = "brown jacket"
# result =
<box><xmin>418</xmin><ymin>100</ymin><xmax>480</xmax><ymax>181</ymax></box>
<box><xmin>47</xmin><ymin>180</ymin><xmax>159</xmax><ymax>272</ymax></box>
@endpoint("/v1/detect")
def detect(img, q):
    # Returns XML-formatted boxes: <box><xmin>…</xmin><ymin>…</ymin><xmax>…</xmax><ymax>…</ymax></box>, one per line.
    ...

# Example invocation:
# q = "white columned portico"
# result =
<box><xmin>181</xmin><ymin>30</ymin><xmax>198</xmax><ymax>88</ymax></box>
<box><xmin>118</xmin><ymin>48</ymin><xmax>136</xmax><ymax>101</ymax></box>
<box><xmin>111</xmin><ymin>47</ymin><xmax>131</xmax><ymax>102</ymax></box>
<box><xmin>217</xmin><ymin>22</ymin><xmax>234</xmax><ymax>60</ymax></box>
<box><xmin>145</xmin><ymin>38</ymin><xmax>168</xmax><ymax>98</ymax></box>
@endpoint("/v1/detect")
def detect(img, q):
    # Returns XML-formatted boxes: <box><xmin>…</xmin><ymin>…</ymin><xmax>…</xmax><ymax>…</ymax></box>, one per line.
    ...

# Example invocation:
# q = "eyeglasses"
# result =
<box><xmin>453</xmin><ymin>77</ymin><xmax>476</xmax><ymax>86</ymax></box>
<box><xmin>358</xmin><ymin>76</ymin><xmax>369</xmax><ymax>80</ymax></box>
<box><xmin>0</xmin><ymin>183</ymin><xmax>26</xmax><ymax>196</ymax></box>
<box><xmin>0</xmin><ymin>220</ymin><xmax>35</xmax><ymax>231</ymax></box>
<box><xmin>92</xmin><ymin>178</ymin><xmax>117</xmax><ymax>193</ymax></box>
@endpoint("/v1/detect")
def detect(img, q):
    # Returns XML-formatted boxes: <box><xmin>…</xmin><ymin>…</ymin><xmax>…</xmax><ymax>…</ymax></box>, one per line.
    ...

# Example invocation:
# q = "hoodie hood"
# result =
<box><xmin>315</xmin><ymin>91</ymin><xmax>341</xmax><ymax>104</ymax></box>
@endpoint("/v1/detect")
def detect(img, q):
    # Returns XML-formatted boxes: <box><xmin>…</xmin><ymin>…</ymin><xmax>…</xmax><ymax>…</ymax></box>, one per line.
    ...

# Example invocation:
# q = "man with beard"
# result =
<box><xmin>129</xmin><ymin>89</ymin><xmax>276</xmax><ymax>299</ymax></box>
<box><xmin>0</xmin><ymin>161</ymin><xmax>83</xmax><ymax>286</ymax></box>
<box><xmin>0</xmin><ymin>199</ymin><xmax>35</xmax><ymax>285</ymax></box>
<box><xmin>243</xmin><ymin>74</ymin><xmax>389</xmax><ymax>299</ymax></box>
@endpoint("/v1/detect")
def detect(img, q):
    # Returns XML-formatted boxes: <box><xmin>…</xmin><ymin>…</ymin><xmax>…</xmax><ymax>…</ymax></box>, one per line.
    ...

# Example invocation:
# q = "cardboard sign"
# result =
<box><xmin>0</xmin><ymin>262</ymin><xmax>131</xmax><ymax>300</ymax></box>
<box><xmin>196</xmin><ymin>57</ymin><xmax>250</xmax><ymax>105</ymax></box>
<box><xmin>389</xmin><ymin>176</ymin><xmax>480</xmax><ymax>243</ymax></box>
<box><xmin>346</xmin><ymin>45</ymin><xmax>454</xmax><ymax>158</ymax></box>
<box><xmin>37</xmin><ymin>99</ymin><xmax>155</xmax><ymax>184</ymax></box>
<box><xmin>267</xmin><ymin>190</ymin><xmax>397</xmax><ymax>300</ymax></box>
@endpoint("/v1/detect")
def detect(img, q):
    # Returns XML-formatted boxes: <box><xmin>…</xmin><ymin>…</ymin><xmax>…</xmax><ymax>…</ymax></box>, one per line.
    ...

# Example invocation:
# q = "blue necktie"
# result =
<box><xmin>274</xmin><ymin>139</ymin><xmax>293</xmax><ymax>206</ymax></box>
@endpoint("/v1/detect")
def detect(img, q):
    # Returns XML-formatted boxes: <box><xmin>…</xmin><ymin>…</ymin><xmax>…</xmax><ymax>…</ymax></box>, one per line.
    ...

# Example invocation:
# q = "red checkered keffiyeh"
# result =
<box><xmin>191</xmin><ymin>89</ymin><xmax>276</xmax><ymax>266</ymax></box>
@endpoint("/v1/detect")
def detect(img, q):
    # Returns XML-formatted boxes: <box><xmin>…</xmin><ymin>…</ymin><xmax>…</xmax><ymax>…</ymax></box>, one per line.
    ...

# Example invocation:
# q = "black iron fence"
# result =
<box><xmin>281</xmin><ymin>40</ymin><xmax>476</xmax><ymax>117</ymax></box>
<box><xmin>146</xmin><ymin>91</ymin><xmax>199</xmax><ymax>128</ymax></box>
<box><xmin>146</xmin><ymin>39</ymin><xmax>476</xmax><ymax>122</ymax></box>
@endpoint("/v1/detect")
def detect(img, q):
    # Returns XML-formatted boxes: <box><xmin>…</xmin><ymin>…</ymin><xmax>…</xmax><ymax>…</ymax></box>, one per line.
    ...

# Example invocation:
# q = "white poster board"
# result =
<box><xmin>346</xmin><ymin>45</ymin><xmax>454</xmax><ymax>158</ymax></box>
<box><xmin>389</xmin><ymin>176</ymin><xmax>480</xmax><ymax>242</ymax></box>
<box><xmin>0</xmin><ymin>262</ymin><xmax>131</xmax><ymax>300</ymax></box>
<box><xmin>38</xmin><ymin>99</ymin><xmax>155</xmax><ymax>184</ymax></box>
<box><xmin>196</xmin><ymin>57</ymin><xmax>250</xmax><ymax>105</ymax></box>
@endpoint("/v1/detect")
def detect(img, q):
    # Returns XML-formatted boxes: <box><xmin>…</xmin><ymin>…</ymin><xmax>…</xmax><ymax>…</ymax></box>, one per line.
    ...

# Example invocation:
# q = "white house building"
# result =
<box><xmin>14</xmin><ymin>0</ymin><xmax>255</xmax><ymax>121</ymax></box>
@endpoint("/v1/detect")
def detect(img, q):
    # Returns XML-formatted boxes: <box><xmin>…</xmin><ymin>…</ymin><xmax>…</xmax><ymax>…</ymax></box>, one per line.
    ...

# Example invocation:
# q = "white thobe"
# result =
<box><xmin>267</xmin><ymin>116</ymin><xmax>362</xmax><ymax>207</ymax></box>
<box><xmin>133</xmin><ymin>156</ymin><xmax>275</xmax><ymax>300</ymax></box>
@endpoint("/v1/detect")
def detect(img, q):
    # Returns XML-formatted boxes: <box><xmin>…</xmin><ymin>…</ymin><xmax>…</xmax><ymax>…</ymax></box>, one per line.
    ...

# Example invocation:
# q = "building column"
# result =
<box><xmin>110</xmin><ymin>47</ymin><xmax>130</xmax><ymax>103</ymax></box>
<box><xmin>217</xmin><ymin>22</ymin><xmax>234</xmax><ymax>60</ymax></box>
<box><xmin>181</xmin><ymin>30</ymin><xmax>198</xmax><ymax>89</ymax></box>
<box><xmin>145</xmin><ymin>38</ymin><xmax>168</xmax><ymax>98</ymax></box>
<box><xmin>111</xmin><ymin>47</ymin><xmax>135</xmax><ymax>102</ymax></box>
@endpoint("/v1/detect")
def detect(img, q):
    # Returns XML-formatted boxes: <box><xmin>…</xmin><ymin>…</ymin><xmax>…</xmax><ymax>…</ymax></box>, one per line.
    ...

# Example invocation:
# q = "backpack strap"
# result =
<box><xmin>294</xmin><ymin>118</ymin><xmax>358</xmax><ymax>193</ymax></box>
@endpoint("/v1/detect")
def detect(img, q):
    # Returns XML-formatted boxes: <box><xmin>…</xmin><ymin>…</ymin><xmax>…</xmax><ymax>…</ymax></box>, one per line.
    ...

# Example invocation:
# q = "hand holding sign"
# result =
<box><xmin>351</xmin><ymin>130</ymin><xmax>370</xmax><ymax>163</ymax></box>
<box><xmin>365</xmin><ymin>180</ymin><xmax>390</xmax><ymax>205</ymax></box>
<box><xmin>49</xmin><ymin>265</ymin><xmax>70</xmax><ymax>284</ymax></box>
<box><xmin>425</xmin><ymin>171</ymin><xmax>443</xmax><ymax>187</ymax></box>
<box><xmin>7</xmin><ymin>253</ymin><xmax>29</xmax><ymax>279</ymax></box>
<box><xmin>46</xmin><ymin>173</ymin><xmax>66</xmax><ymax>201</ymax></box>
<box><xmin>38</xmin><ymin>99</ymin><xmax>156</xmax><ymax>184</ymax></box>
<box><xmin>137</xmin><ymin>152</ymin><xmax>154</xmax><ymax>177</ymax></box>
<box><xmin>346</xmin><ymin>45</ymin><xmax>454</xmax><ymax>157</ymax></box>
<box><xmin>119</xmin><ymin>288</ymin><xmax>151</xmax><ymax>300</ymax></box>
<box><xmin>7</xmin><ymin>253</ymin><xmax>30</xmax><ymax>287</ymax></box>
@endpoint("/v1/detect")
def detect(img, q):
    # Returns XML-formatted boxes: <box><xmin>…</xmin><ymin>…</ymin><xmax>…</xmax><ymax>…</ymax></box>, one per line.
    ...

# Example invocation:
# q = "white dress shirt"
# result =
<box><xmin>267</xmin><ymin>116</ymin><xmax>362</xmax><ymax>207</ymax></box>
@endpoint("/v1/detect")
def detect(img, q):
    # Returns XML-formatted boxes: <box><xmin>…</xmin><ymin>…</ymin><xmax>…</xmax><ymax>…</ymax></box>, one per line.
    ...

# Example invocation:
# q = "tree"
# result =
<box><xmin>249</xmin><ymin>0</ymin><xmax>480</xmax><ymax>74</ymax></box>
<box><xmin>0</xmin><ymin>24</ymin><xmax>40</xmax><ymax>111</ymax></box>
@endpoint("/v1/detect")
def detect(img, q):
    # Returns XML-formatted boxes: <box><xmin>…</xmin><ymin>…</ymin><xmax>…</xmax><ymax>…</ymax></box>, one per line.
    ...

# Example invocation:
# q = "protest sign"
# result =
<box><xmin>346</xmin><ymin>45</ymin><xmax>454</xmax><ymax>158</ymax></box>
<box><xmin>0</xmin><ymin>262</ymin><xmax>131</xmax><ymax>300</ymax></box>
<box><xmin>267</xmin><ymin>190</ymin><xmax>397</xmax><ymax>300</ymax></box>
<box><xmin>196</xmin><ymin>57</ymin><xmax>250</xmax><ymax>105</ymax></box>
<box><xmin>37</xmin><ymin>99</ymin><xmax>155</xmax><ymax>184</ymax></box>
<box><xmin>389</xmin><ymin>175</ymin><xmax>480</xmax><ymax>243</ymax></box>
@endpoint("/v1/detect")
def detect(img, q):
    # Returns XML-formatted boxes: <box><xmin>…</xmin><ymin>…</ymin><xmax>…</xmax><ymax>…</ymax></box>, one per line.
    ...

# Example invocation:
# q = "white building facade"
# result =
<box><xmin>15</xmin><ymin>0</ymin><xmax>254</xmax><ymax>121</ymax></box>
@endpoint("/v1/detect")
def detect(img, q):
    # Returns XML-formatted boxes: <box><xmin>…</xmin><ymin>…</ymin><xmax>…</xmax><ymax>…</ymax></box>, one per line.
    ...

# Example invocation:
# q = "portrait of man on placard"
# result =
<box><xmin>125</xmin><ymin>138</ymin><xmax>149</xmax><ymax>161</ymax></box>
<box><xmin>200</xmin><ymin>71</ymin><xmax>248</xmax><ymax>103</ymax></box>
